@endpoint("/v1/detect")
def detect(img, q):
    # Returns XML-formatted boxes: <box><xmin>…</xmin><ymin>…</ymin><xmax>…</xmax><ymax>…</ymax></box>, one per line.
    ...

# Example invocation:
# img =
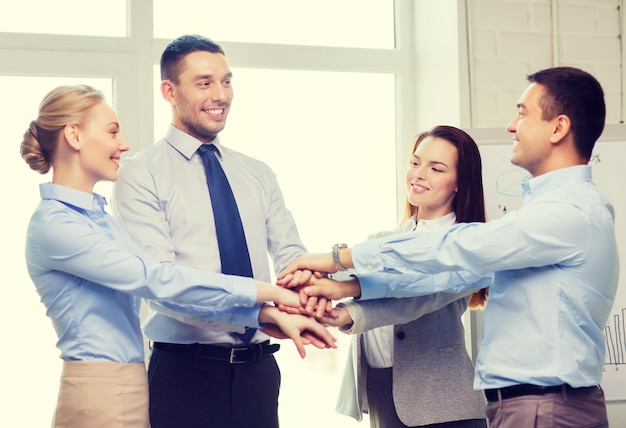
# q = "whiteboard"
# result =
<box><xmin>467</xmin><ymin>125</ymin><xmax>626</xmax><ymax>400</ymax></box>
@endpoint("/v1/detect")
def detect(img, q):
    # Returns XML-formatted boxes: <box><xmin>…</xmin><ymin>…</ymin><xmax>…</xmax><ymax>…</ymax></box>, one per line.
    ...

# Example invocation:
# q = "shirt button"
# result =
<box><xmin>396</xmin><ymin>331</ymin><xmax>406</xmax><ymax>340</ymax></box>
<box><xmin>367</xmin><ymin>264</ymin><xmax>374</xmax><ymax>271</ymax></box>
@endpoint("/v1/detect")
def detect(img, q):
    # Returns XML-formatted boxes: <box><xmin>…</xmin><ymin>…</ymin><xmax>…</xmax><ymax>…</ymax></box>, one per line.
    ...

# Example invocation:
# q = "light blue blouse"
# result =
<box><xmin>353</xmin><ymin>165</ymin><xmax>618</xmax><ymax>389</ymax></box>
<box><xmin>25</xmin><ymin>183</ymin><xmax>259</xmax><ymax>363</ymax></box>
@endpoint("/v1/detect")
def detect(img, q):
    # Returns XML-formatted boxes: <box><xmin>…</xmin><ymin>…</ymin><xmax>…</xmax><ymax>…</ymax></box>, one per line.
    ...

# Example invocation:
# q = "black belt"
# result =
<box><xmin>484</xmin><ymin>384</ymin><xmax>599</xmax><ymax>402</ymax></box>
<box><xmin>153</xmin><ymin>340</ymin><xmax>280</xmax><ymax>364</ymax></box>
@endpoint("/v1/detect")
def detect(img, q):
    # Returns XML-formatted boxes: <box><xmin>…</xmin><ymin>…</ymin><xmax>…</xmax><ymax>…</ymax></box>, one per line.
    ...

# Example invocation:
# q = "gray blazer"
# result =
<box><xmin>335</xmin><ymin>291</ymin><xmax>487</xmax><ymax>426</ymax></box>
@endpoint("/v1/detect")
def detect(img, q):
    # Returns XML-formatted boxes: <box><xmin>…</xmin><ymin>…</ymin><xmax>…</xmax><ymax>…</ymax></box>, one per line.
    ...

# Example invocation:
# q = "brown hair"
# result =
<box><xmin>20</xmin><ymin>85</ymin><xmax>105</xmax><ymax>174</ymax></box>
<box><xmin>403</xmin><ymin>126</ymin><xmax>488</xmax><ymax>308</ymax></box>
<box><xmin>527</xmin><ymin>66</ymin><xmax>605</xmax><ymax>160</ymax></box>
<box><xmin>160</xmin><ymin>34</ymin><xmax>226</xmax><ymax>83</ymax></box>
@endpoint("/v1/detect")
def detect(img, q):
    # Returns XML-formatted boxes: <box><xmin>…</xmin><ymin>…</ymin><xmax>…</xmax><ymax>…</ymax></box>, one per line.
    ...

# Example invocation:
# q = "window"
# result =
<box><xmin>1</xmin><ymin>0</ymin><xmax>127</xmax><ymax>37</ymax></box>
<box><xmin>154</xmin><ymin>0</ymin><xmax>394</xmax><ymax>49</ymax></box>
<box><xmin>154</xmin><ymin>66</ymin><xmax>398</xmax><ymax>248</ymax></box>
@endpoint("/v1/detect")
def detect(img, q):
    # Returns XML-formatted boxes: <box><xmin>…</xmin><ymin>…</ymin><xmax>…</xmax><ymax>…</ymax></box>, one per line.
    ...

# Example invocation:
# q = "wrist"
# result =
<box><xmin>256</xmin><ymin>282</ymin><xmax>273</xmax><ymax>302</ymax></box>
<box><xmin>332</xmin><ymin>243</ymin><xmax>348</xmax><ymax>271</ymax></box>
<box><xmin>258</xmin><ymin>304</ymin><xmax>279</xmax><ymax>324</ymax></box>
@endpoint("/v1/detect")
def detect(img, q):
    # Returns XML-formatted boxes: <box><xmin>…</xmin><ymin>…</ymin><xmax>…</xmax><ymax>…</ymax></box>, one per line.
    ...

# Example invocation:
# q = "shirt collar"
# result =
<box><xmin>165</xmin><ymin>124</ymin><xmax>224</xmax><ymax>160</ymax></box>
<box><xmin>522</xmin><ymin>165</ymin><xmax>591</xmax><ymax>198</ymax></box>
<box><xmin>39</xmin><ymin>183</ymin><xmax>107</xmax><ymax>212</ymax></box>
<box><xmin>413</xmin><ymin>211</ymin><xmax>457</xmax><ymax>230</ymax></box>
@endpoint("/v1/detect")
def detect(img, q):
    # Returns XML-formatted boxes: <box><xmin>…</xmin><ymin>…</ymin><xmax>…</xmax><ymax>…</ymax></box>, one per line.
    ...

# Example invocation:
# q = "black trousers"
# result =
<box><xmin>148</xmin><ymin>345</ymin><xmax>281</xmax><ymax>428</ymax></box>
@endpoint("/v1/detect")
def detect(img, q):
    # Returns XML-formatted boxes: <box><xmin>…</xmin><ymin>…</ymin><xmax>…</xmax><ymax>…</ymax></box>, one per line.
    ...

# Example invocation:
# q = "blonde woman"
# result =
<box><xmin>21</xmin><ymin>85</ymin><xmax>334</xmax><ymax>427</ymax></box>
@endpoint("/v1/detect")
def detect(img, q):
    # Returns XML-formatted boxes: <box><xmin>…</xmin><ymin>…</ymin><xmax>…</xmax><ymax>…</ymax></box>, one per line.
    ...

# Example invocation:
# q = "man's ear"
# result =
<box><xmin>63</xmin><ymin>124</ymin><xmax>81</xmax><ymax>151</ymax></box>
<box><xmin>550</xmin><ymin>114</ymin><xmax>572</xmax><ymax>144</ymax></box>
<box><xmin>161</xmin><ymin>80</ymin><xmax>176</xmax><ymax>104</ymax></box>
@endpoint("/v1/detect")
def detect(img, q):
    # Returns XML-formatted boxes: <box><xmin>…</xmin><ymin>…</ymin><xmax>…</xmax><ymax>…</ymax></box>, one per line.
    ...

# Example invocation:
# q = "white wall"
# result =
<box><xmin>466</xmin><ymin>0</ymin><xmax>623</xmax><ymax>127</ymax></box>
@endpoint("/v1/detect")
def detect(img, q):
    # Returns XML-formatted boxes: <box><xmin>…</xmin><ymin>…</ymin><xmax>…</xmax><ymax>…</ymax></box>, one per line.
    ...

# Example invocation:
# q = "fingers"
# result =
<box><xmin>277</xmin><ymin>259</ymin><xmax>311</xmax><ymax>283</ymax></box>
<box><xmin>277</xmin><ymin>269</ymin><xmax>313</xmax><ymax>288</ymax></box>
<box><xmin>291</xmin><ymin>335</ymin><xmax>307</xmax><ymax>359</ymax></box>
<box><xmin>301</xmin><ymin>331</ymin><xmax>332</xmax><ymax>349</ymax></box>
<box><xmin>298</xmin><ymin>270</ymin><xmax>314</xmax><ymax>284</ymax></box>
<box><xmin>276</xmin><ymin>303</ymin><xmax>305</xmax><ymax>315</ymax></box>
<box><xmin>314</xmin><ymin>297</ymin><xmax>329</xmax><ymax>318</ymax></box>
<box><xmin>290</xmin><ymin>321</ymin><xmax>336</xmax><ymax>359</ymax></box>
<box><xmin>306</xmin><ymin>322</ymin><xmax>338</xmax><ymax>349</ymax></box>
<box><xmin>275</xmin><ymin>274</ymin><xmax>359</xmax><ymax>319</ymax></box>
<box><xmin>276</xmin><ymin>272</ymin><xmax>294</xmax><ymax>287</ymax></box>
<box><xmin>302</xmin><ymin>277</ymin><xmax>360</xmax><ymax>300</ymax></box>
<box><xmin>300</xmin><ymin>284</ymin><xmax>330</xmax><ymax>298</ymax></box>
<box><xmin>325</xmin><ymin>300</ymin><xmax>338</xmax><ymax>318</ymax></box>
<box><xmin>298</xmin><ymin>286</ymin><xmax>309</xmax><ymax>306</ymax></box>
<box><xmin>277</xmin><ymin>254</ymin><xmax>336</xmax><ymax>282</ymax></box>
<box><xmin>276</xmin><ymin>260</ymin><xmax>299</xmax><ymax>281</ymax></box>
<box><xmin>304</xmin><ymin>295</ymin><xmax>318</xmax><ymax>314</ymax></box>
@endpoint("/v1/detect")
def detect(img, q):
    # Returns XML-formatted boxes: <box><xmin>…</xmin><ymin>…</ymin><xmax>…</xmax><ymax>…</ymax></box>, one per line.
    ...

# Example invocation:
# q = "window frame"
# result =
<box><xmin>0</xmin><ymin>0</ymin><xmax>417</xmax><ymax>210</ymax></box>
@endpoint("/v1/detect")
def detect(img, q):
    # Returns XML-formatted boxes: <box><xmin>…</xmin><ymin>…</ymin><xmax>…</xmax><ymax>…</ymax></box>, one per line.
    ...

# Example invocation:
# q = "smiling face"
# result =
<box><xmin>405</xmin><ymin>136</ymin><xmax>458</xmax><ymax>220</ymax></box>
<box><xmin>506</xmin><ymin>82</ymin><xmax>555</xmax><ymax>176</ymax></box>
<box><xmin>162</xmin><ymin>50</ymin><xmax>233</xmax><ymax>143</ymax></box>
<box><xmin>75</xmin><ymin>102</ymin><xmax>128</xmax><ymax>188</ymax></box>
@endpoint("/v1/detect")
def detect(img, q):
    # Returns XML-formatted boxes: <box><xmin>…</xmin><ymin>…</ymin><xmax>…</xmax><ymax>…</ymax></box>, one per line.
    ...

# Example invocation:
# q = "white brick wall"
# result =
<box><xmin>468</xmin><ymin>0</ymin><xmax>622</xmax><ymax>126</ymax></box>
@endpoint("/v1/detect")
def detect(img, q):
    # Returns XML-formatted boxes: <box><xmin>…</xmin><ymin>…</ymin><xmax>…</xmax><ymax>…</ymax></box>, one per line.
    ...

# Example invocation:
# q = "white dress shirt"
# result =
<box><xmin>113</xmin><ymin>125</ymin><xmax>306</xmax><ymax>345</ymax></box>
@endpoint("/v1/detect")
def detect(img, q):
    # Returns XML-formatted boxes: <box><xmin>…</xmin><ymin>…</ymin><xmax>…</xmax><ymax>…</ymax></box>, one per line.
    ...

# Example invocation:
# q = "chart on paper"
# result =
<box><xmin>605</xmin><ymin>307</ymin><xmax>625</xmax><ymax>367</ymax></box>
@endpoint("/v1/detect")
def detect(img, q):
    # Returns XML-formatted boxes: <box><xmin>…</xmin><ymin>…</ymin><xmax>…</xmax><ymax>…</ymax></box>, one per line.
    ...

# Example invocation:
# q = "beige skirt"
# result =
<box><xmin>52</xmin><ymin>360</ymin><xmax>149</xmax><ymax>428</ymax></box>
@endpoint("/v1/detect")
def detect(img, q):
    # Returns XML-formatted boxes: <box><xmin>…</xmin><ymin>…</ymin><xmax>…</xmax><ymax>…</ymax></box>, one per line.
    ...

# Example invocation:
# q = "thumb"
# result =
<box><xmin>303</xmin><ymin>285</ymin><xmax>321</xmax><ymax>297</ymax></box>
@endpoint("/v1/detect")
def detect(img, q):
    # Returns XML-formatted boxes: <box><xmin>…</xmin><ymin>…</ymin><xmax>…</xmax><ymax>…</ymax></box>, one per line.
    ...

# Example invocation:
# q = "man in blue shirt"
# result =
<box><xmin>277</xmin><ymin>66</ymin><xmax>618</xmax><ymax>428</ymax></box>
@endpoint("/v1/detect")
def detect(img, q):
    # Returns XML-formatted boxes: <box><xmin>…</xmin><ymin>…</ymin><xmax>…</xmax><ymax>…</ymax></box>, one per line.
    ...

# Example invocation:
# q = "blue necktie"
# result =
<box><xmin>197</xmin><ymin>143</ymin><xmax>256</xmax><ymax>343</ymax></box>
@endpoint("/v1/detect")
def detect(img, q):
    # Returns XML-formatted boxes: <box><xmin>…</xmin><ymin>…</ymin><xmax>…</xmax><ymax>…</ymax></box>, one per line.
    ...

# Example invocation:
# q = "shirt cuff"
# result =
<box><xmin>229</xmin><ymin>277</ymin><xmax>259</xmax><ymax>309</ymax></box>
<box><xmin>351</xmin><ymin>272</ymin><xmax>389</xmax><ymax>300</ymax></box>
<box><xmin>352</xmin><ymin>239</ymin><xmax>385</xmax><ymax>273</ymax></box>
<box><xmin>336</xmin><ymin>300</ymin><xmax>364</xmax><ymax>334</ymax></box>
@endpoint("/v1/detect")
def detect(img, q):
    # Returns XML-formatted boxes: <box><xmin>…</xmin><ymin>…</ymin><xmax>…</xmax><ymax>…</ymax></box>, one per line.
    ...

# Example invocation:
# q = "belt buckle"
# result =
<box><xmin>229</xmin><ymin>347</ymin><xmax>246</xmax><ymax>364</ymax></box>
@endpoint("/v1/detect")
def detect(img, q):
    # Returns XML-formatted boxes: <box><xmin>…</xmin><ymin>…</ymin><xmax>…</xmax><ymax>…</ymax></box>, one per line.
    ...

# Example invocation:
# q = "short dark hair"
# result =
<box><xmin>527</xmin><ymin>66</ymin><xmax>605</xmax><ymax>160</ymax></box>
<box><xmin>160</xmin><ymin>34</ymin><xmax>225</xmax><ymax>83</ymax></box>
<box><xmin>403</xmin><ymin>125</ymin><xmax>486</xmax><ymax>224</ymax></box>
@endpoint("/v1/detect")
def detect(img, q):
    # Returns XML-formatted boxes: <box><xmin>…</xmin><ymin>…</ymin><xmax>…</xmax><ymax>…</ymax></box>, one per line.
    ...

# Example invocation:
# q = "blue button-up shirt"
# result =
<box><xmin>352</xmin><ymin>165</ymin><xmax>618</xmax><ymax>389</ymax></box>
<box><xmin>25</xmin><ymin>184</ymin><xmax>259</xmax><ymax>363</ymax></box>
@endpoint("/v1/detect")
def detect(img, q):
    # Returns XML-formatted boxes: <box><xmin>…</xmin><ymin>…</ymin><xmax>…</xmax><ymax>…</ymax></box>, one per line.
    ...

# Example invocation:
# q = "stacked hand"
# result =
<box><xmin>258</xmin><ymin>279</ymin><xmax>341</xmax><ymax>358</ymax></box>
<box><xmin>258</xmin><ymin>305</ymin><xmax>337</xmax><ymax>358</ymax></box>
<box><xmin>273</xmin><ymin>252</ymin><xmax>363</xmax><ymax>330</ymax></box>
<box><xmin>259</xmin><ymin>251</ymin><xmax>363</xmax><ymax>356</ymax></box>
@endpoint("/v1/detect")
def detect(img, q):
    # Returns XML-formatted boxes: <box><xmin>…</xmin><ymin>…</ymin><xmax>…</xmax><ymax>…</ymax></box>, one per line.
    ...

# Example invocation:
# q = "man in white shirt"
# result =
<box><xmin>113</xmin><ymin>34</ymin><xmax>308</xmax><ymax>428</ymax></box>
